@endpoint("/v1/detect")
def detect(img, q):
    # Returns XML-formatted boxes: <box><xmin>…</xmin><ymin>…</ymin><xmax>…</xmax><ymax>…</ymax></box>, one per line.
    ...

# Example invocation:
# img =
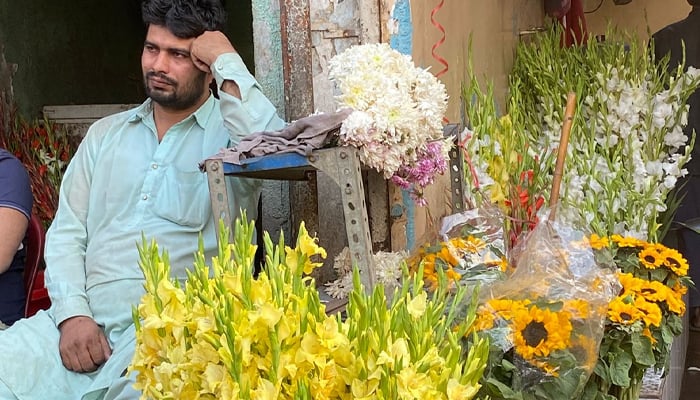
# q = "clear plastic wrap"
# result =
<box><xmin>471</xmin><ymin>211</ymin><xmax>620</xmax><ymax>399</ymax></box>
<box><xmin>406</xmin><ymin>206</ymin><xmax>508</xmax><ymax>291</ymax></box>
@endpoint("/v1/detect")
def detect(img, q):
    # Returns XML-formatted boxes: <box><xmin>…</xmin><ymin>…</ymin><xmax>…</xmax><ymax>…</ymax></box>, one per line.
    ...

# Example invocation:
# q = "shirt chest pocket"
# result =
<box><xmin>154</xmin><ymin>167</ymin><xmax>211</xmax><ymax>230</ymax></box>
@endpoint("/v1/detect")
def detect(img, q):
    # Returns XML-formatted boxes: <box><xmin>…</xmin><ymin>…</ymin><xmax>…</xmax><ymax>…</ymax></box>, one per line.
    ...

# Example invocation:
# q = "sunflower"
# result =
<box><xmin>607</xmin><ymin>298</ymin><xmax>642</xmax><ymax>325</ymax></box>
<box><xmin>660</xmin><ymin>247</ymin><xmax>689</xmax><ymax>276</ymax></box>
<box><xmin>471</xmin><ymin>310</ymin><xmax>496</xmax><ymax>332</ymax></box>
<box><xmin>562</xmin><ymin>299</ymin><xmax>590</xmax><ymax>319</ymax></box>
<box><xmin>611</xmin><ymin>235</ymin><xmax>645</xmax><ymax>248</ymax></box>
<box><xmin>634</xmin><ymin>297</ymin><xmax>662</xmax><ymax>327</ymax></box>
<box><xmin>641</xmin><ymin>327</ymin><xmax>658</xmax><ymax>345</ymax></box>
<box><xmin>511</xmin><ymin>305</ymin><xmax>572</xmax><ymax>360</ymax></box>
<box><xmin>617</xmin><ymin>272</ymin><xmax>643</xmax><ymax>294</ymax></box>
<box><xmin>638</xmin><ymin>246</ymin><xmax>663</xmax><ymax>270</ymax></box>
<box><xmin>665</xmin><ymin>289</ymin><xmax>686</xmax><ymax>315</ymax></box>
<box><xmin>672</xmin><ymin>281</ymin><xmax>688</xmax><ymax>295</ymax></box>
<box><xmin>638</xmin><ymin>280</ymin><xmax>670</xmax><ymax>303</ymax></box>
<box><xmin>588</xmin><ymin>234</ymin><xmax>610</xmax><ymax>250</ymax></box>
<box><xmin>570</xmin><ymin>335</ymin><xmax>600</xmax><ymax>371</ymax></box>
<box><xmin>486</xmin><ymin>298</ymin><xmax>529</xmax><ymax>320</ymax></box>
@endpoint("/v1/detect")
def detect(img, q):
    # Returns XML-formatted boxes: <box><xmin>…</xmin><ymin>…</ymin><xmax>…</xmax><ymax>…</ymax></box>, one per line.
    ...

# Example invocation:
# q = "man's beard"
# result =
<box><xmin>144</xmin><ymin>71</ymin><xmax>209</xmax><ymax>110</ymax></box>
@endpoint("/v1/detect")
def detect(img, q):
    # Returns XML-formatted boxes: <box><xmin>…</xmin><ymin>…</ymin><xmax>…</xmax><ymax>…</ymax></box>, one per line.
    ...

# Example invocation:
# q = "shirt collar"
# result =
<box><xmin>128</xmin><ymin>94</ymin><xmax>216</xmax><ymax>130</ymax></box>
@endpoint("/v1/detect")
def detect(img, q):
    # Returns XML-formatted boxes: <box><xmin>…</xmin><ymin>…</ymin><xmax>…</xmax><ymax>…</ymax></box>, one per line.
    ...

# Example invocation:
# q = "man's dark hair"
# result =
<box><xmin>141</xmin><ymin>0</ymin><xmax>227</xmax><ymax>38</ymax></box>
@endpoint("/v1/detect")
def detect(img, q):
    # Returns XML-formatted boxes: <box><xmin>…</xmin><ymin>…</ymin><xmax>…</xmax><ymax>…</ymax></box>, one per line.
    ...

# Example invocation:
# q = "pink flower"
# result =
<box><xmin>390</xmin><ymin>140</ymin><xmax>450</xmax><ymax>206</ymax></box>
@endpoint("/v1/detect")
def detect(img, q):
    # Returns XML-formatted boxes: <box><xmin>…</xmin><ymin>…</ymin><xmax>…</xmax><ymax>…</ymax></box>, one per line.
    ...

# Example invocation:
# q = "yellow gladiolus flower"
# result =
<box><xmin>133</xmin><ymin>215</ymin><xmax>487</xmax><ymax>400</ymax></box>
<box><xmin>202</xmin><ymin>363</ymin><xmax>226</xmax><ymax>393</ymax></box>
<box><xmin>397</xmin><ymin>366</ymin><xmax>431</xmax><ymax>398</ymax></box>
<box><xmin>407</xmin><ymin>291</ymin><xmax>427</xmax><ymax>319</ymax></box>
<box><xmin>251</xmin><ymin>378</ymin><xmax>278</xmax><ymax>400</ymax></box>
<box><xmin>351</xmin><ymin>378</ymin><xmax>380</xmax><ymax>399</ymax></box>
<box><xmin>447</xmin><ymin>378</ymin><xmax>479</xmax><ymax>400</ymax></box>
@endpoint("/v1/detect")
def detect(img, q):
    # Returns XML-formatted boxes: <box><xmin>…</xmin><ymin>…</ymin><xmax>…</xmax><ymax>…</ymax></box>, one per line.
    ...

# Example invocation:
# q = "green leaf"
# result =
<box><xmin>609</xmin><ymin>351</ymin><xmax>633</xmax><ymax>387</ymax></box>
<box><xmin>666</xmin><ymin>314</ymin><xmax>684</xmax><ymax>336</ymax></box>
<box><xmin>486</xmin><ymin>377</ymin><xmax>524</xmax><ymax>400</ymax></box>
<box><xmin>630</xmin><ymin>334</ymin><xmax>655</xmax><ymax>366</ymax></box>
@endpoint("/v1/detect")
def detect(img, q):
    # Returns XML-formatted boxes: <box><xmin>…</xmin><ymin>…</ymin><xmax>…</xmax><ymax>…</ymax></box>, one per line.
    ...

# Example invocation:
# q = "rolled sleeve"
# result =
<box><xmin>211</xmin><ymin>53</ymin><xmax>286</xmax><ymax>144</ymax></box>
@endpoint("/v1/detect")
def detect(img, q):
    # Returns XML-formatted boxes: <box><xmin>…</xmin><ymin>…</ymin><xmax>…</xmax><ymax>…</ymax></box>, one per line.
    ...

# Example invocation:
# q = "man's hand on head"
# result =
<box><xmin>190</xmin><ymin>31</ymin><xmax>237</xmax><ymax>73</ymax></box>
<box><xmin>58</xmin><ymin>316</ymin><xmax>112</xmax><ymax>373</ymax></box>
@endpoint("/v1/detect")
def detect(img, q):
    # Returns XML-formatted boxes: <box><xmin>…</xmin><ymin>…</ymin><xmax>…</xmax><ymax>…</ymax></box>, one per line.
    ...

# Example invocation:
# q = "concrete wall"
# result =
<box><xmin>410</xmin><ymin>0</ymin><xmax>544</xmax><ymax>122</ymax></box>
<box><xmin>388</xmin><ymin>0</ymin><xmax>545</xmax><ymax>247</ymax></box>
<box><xmin>0</xmin><ymin>0</ymin><xmax>255</xmax><ymax>118</ymax></box>
<box><xmin>584</xmin><ymin>0</ymin><xmax>690</xmax><ymax>41</ymax></box>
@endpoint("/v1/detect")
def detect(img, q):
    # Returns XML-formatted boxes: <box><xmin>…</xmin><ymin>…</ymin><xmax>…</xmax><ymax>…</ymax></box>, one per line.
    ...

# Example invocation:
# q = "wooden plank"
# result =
<box><xmin>43</xmin><ymin>104</ymin><xmax>138</xmax><ymax>123</ymax></box>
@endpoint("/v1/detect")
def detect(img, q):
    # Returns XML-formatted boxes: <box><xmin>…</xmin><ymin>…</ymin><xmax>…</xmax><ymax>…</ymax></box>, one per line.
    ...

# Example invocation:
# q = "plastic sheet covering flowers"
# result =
<box><xmin>406</xmin><ymin>207</ymin><xmax>508</xmax><ymax>291</ymax></box>
<box><xmin>130</xmin><ymin>213</ymin><xmax>490</xmax><ymax>399</ymax></box>
<box><xmin>328</xmin><ymin>43</ymin><xmax>451</xmax><ymax>205</ymax></box>
<box><xmin>581</xmin><ymin>234</ymin><xmax>690</xmax><ymax>400</ymax></box>
<box><xmin>460</xmin><ymin>97</ymin><xmax>553</xmax><ymax>250</ymax></box>
<box><xmin>467</xmin><ymin>214</ymin><xmax>619</xmax><ymax>400</ymax></box>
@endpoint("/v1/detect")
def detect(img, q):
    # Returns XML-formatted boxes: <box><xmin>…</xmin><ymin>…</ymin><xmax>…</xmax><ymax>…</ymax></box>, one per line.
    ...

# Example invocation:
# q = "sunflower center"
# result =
<box><xmin>620</xmin><ymin>312</ymin><xmax>632</xmax><ymax>321</ymax></box>
<box><xmin>523</xmin><ymin>321</ymin><xmax>548</xmax><ymax>347</ymax></box>
<box><xmin>643</xmin><ymin>255</ymin><xmax>656</xmax><ymax>264</ymax></box>
<box><xmin>666</xmin><ymin>257</ymin><xmax>680</xmax><ymax>268</ymax></box>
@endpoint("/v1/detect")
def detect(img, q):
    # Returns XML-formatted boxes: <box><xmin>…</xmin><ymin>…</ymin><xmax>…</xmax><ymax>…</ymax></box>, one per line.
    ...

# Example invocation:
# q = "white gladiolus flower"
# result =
<box><xmin>664</xmin><ymin>126</ymin><xmax>688</xmax><ymax>148</ymax></box>
<box><xmin>464</xmin><ymin>33</ymin><xmax>700</xmax><ymax>242</ymax></box>
<box><xmin>645</xmin><ymin>160</ymin><xmax>663</xmax><ymax>177</ymax></box>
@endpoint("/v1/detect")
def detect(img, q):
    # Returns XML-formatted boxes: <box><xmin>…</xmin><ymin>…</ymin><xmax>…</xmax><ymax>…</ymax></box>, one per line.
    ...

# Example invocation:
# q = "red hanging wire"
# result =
<box><xmin>430</xmin><ymin>0</ymin><xmax>448</xmax><ymax>78</ymax></box>
<box><xmin>430</xmin><ymin>0</ymin><xmax>450</xmax><ymax>124</ymax></box>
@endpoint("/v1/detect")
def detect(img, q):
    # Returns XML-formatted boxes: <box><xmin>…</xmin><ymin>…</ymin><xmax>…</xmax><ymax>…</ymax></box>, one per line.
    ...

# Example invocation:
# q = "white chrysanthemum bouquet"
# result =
<box><xmin>328</xmin><ymin>43</ymin><xmax>451</xmax><ymax>205</ymax></box>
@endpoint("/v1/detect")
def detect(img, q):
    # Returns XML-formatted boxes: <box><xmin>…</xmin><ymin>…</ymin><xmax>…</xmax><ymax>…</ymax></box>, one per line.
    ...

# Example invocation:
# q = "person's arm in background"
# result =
<box><xmin>0</xmin><ymin>209</ymin><xmax>29</xmax><ymax>273</ymax></box>
<box><xmin>0</xmin><ymin>153</ymin><xmax>32</xmax><ymax>273</ymax></box>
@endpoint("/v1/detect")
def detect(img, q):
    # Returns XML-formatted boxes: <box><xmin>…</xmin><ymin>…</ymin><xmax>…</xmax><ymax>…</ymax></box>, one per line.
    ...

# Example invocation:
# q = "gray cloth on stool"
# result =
<box><xmin>202</xmin><ymin>108</ymin><xmax>352</xmax><ymax>168</ymax></box>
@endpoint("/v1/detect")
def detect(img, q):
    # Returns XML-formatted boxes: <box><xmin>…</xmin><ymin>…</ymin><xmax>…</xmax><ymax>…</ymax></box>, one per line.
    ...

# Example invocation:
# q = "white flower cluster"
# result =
<box><xmin>545</xmin><ymin>65</ymin><xmax>700</xmax><ymax>239</ymax></box>
<box><xmin>328</xmin><ymin>43</ymin><xmax>449</xmax><ymax>178</ymax></box>
<box><xmin>324</xmin><ymin>246</ymin><xmax>407</xmax><ymax>299</ymax></box>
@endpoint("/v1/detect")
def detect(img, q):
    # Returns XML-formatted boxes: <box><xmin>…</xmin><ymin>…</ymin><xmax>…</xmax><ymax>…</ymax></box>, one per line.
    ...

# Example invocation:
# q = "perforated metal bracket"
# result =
<box><xmin>308</xmin><ymin>147</ymin><xmax>376</xmax><ymax>293</ymax></box>
<box><xmin>204</xmin><ymin>159</ymin><xmax>233</xmax><ymax>242</ymax></box>
<box><xmin>445</xmin><ymin>124</ymin><xmax>466</xmax><ymax>213</ymax></box>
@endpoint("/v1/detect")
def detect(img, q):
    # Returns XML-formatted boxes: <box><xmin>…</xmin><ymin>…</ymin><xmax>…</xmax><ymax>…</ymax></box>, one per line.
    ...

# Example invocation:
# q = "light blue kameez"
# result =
<box><xmin>0</xmin><ymin>53</ymin><xmax>285</xmax><ymax>400</ymax></box>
